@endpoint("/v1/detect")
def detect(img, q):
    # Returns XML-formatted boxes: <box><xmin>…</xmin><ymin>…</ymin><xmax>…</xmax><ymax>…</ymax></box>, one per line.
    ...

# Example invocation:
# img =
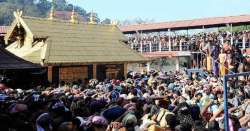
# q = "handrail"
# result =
<box><xmin>128</xmin><ymin>41</ymin><xmax>250</xmax><ymax>53</ymax></box>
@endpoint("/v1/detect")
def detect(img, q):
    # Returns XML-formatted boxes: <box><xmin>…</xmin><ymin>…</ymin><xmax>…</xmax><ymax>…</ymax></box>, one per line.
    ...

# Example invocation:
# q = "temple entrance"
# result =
<box><xmin>97</xmin><ymin>64</ymin><xmax>124</xmax><ymax>81</ymax></box>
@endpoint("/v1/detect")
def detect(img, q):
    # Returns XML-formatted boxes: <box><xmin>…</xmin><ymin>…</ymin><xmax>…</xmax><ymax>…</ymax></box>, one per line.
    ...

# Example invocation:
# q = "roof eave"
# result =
<box><xmin>43</xmin><ymin>60</ymin><xmax>149</xmax><ymax>66</ymax></box>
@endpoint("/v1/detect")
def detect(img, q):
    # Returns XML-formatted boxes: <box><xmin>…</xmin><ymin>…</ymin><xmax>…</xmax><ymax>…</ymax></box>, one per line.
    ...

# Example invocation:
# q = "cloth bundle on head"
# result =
<box><xmin>91</xmin><ymin>116</ymin><xmax>108</xmax><ymax>127</ymax></box>
<box><xmin>143</xmin><ymin>76</ymin><xmax>149</xmax><ymax>82</ymax></box>
<box><xmin>90</xmin><ymin>100</ymin><xmax>107</xmax><ymax>113</ymax></box>
<box><xmin>111</xmin><ymin>90</ymin><xmax>120</xmax><ymax>102</ymax></box>
<box><xmin>120</xmin><ymin>94</ymin><xmax>128</xmax><ymax>100</ymax></box>
<box><xmin>102</xmin><ymin>106</ymin><xmax>126</xmax><ymax>122</ymax></box>
<box><xmin>157</xmin><ymin>73</ymin><xmax>167</xmax><ymax>80</ymax></box>
<box><xmin>96</xmin><ymin>84</ymin><xmax>105</xmax><ymax>92</ymax></box>
<box><xmin>89</xmin><ymin>79</ymin><xmax>98</xmax><ymax>87</ymax></box>
<box><xmin>16</xmin><ymin>89</ymin><xmax>23</xmax><ymax>94</ymax></box>
<box><xmin>32</xmin><ymin>93</ymin><xmax>43</xmax><ymax>102</ymax></box>
<box><xmin>86</xmin><ymin>89</ymin><xmax>96</xmax><ymax>97</ymax></box>
<box><xmin>115</xmin><ymin>85</ymin><xmax>123</xmax><ymax>92</ymax></box>
<box><xmin>112</xmin><ymin>80</ymin><xmax>121</xmax><ymax>86</ymax></box>
<box><xmin>122</xmin><ymin>113</ymin><xmax>137</xmax><ymax>127</ymax></box>
<box><xmin>125</xmin><ymin>78</ymin><xmax>133</xmax><ymax>84</ymax></box>
<box><xmin>49</xmin><ymin>100</ymin><xmax>67</xmax><ymax>112</ymax></box>
<box><xmin>124</xmin><ymin>102</ymin><xmax>136</xmax><ymax>112</ymax></box>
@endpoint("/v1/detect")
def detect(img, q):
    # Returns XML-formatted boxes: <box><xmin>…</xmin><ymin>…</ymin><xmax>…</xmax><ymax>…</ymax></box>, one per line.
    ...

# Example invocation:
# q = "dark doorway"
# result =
<box><xmin>96</xmin><ymin>64</ymin><xmax>124</xmax><ymax>81</ymax></box>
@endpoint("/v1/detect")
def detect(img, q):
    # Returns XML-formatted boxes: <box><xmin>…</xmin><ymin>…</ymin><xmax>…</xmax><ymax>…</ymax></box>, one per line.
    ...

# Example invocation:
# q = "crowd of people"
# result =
<box><xmin>0</xmin><ymin>70</ymin><xmax>250</xmax><ymax>131</ymax></box>
<box><xmin>126</xmin><ymin>30</ymin><xmax>250</xmax><ymax>52</ymax></box>
<box><xmin>126</xmin><ymin>30</ymin><xmax>250</xmax><ymax>76</ymax></box>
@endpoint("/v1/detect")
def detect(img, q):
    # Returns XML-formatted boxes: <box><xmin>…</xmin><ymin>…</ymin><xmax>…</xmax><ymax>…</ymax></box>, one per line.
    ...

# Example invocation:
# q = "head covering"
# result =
<box><xmin>120</xmin><ymin>94</ymin><xmax>128</xmax><ymax>100</ymax></box>
<box><xmin>115</xmin><ymin>86</ymin><xmax>123</xmax><ymax>93</ymax></box>
<box><xmin>32</xmin><ymin>94</ymin><xmax>42</xmax><ymax>102</ymax></box>
<box><xmin>91</xmin><ymin>116</ymin><xmax>108</xmax><ymax>126</ymax></box>
<box><xmin>16</xmin><ymin>89</ymin><xmax>23</xmax><ymax>94</ymax></box>
<box><xmin>90</xmin><ymin>100</ymin><xmax>106</xmax><ymax>113</ymax></box>
<box><xmin>111</xmin><ymin>90</ymin><xmax>120</xmax><ymax>102</ymax></box>
<box><xmin>124</xmin><ymin>103</ymin><xmax>136</xmax><ymax>112</ymax></box>
<box><xmin>122</xmin><ymin>113</ymin><xmax>137</xmax><ymax>126</ymax></box>
<box><xmin>74</xmin><ymin>116</ymin><xmax>86</xmax><ymax>127</ymax></box>
<box><xmin>102</xmin><ymin>106</ymin><xmax>126</xmax><ymax>122</ymax></box>
<box><xmin>86</xmin><ymin>89</ymin><xmax>96</xmax><ymax>97</ymax></box>
<box><xmin>49</xmin><ymin>100</ymin><xmax>67</xmax><ymax>112</ymax></box>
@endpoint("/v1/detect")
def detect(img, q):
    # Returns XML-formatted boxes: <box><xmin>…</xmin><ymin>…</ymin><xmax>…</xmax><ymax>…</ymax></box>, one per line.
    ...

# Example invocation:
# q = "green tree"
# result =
<box><xmin>54</xmin><ymin>0</ymin><xmax>66</xmax><ymax>10</ymax></box>
<box><xmin>0</xmin><ymin>0</ymin><xmax>101</xmax><ymax>25</ymax></box>
<box><xmin>36</xmin><ymin>0</ymin><xmax>51</xmax><ymax>17</ymax></box>
<box><xmin>0</xmin><ymin>2</ymin><xmax>17</xmax><ymax>25</ymax></box>
<box><xmin>101</xmin><ymin>18</ymin><xmax>111</xmax><ymax>24</ymax></box>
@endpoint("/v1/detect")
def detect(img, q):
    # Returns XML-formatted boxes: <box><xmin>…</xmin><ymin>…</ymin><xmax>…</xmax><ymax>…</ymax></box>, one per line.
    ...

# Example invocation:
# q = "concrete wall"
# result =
<box><xmin>128</xmin><ymin>56</ymin><xmax>190</xmax><ymax>73</ymax></box>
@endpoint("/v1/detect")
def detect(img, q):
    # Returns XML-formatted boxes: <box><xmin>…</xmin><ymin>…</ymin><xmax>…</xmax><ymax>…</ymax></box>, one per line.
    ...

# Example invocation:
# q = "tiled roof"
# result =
<box><xmin>120</xmin><ymin>14</ymin><xmax>250</xmax><ymax>33</ymax></box>
<box><xmin>19</xmin><ymin>16</ymin><xmax>147</xmax><ymax>65</ymax></box>
<box><xmin>0</xmin><ymin>47</ymin><xmax>40</xmax><ymax>69</ymax></box>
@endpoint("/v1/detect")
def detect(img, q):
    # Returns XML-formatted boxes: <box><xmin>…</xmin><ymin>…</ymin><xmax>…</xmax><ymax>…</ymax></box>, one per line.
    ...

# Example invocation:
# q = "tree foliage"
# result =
<box><xmin>119</xmin><ymin>18</ymin><xmax>155</xmax><ymax>26</ymax></box>
<box><xmin>101</xmin><ymin>18</ymin><xmax>111</xmax><ymax>24</ymax></box>
<box><xmin>0</xmin><ymin>0</ymin><xmax>96</xmax><ymax>25</ymax></box>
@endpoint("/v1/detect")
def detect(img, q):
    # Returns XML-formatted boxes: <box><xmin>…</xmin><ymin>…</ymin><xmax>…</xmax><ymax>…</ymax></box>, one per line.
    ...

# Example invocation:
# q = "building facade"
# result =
<box><xmin>5</xmin><ymin>11</ymin><xmax>147</xmax><ymax>84</ymax></box>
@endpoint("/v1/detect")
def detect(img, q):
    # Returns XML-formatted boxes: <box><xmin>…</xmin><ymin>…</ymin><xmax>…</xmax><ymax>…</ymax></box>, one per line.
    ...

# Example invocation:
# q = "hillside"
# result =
<box><xmin>0</xmin><ymin>0</ymin><xmax>108</xmax><ymax>25</ymax></box>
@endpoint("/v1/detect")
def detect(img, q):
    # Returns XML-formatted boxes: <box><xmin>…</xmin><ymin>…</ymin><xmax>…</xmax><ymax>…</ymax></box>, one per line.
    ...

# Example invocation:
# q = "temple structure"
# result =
<box><xmin>5</xmin><ymin>11</ymin><xmax>147</xmax><ymax>84</ymax></box>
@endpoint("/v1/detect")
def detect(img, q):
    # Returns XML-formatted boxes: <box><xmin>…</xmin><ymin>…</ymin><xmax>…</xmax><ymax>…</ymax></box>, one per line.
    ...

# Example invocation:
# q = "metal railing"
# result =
<box><xmin>128</xmin><ymin>41</ymin><xmax>250</xmax><ymax>53</ymax></box>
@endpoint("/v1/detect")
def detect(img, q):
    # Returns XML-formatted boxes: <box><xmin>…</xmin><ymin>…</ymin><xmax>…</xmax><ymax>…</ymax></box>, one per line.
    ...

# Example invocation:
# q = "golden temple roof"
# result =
<box><xmin>6</xmin><ymin>16</ymin><xmax>147</xmax><ymax>65</ymax></box>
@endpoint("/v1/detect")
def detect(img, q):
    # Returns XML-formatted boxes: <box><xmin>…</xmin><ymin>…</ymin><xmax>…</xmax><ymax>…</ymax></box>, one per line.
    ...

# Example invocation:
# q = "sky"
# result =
<box><xmin>68</xmin><ymin>0</ymin><xmax>250</xmax><ymax>22</ymax></box>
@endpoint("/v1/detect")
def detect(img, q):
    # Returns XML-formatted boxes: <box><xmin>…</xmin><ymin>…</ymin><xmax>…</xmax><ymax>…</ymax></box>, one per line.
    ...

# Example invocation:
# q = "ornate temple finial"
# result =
<box><xmin>48</xmin><ymin>0</ymin><xmax>55</xmax><ymax>20</ymax></box>
<box><xmin>13</xmin><ymin>9</ymin><xmax>23</xmax><ymax>28</ymax></box>
<box><xmin>111</xmin><ymin>20</ymin><xmax>118</xmax><ymax>25</ymax></box>
<box><xmin>89</xmin><ymin>10</ymin><xmax>96</xmax><ymax>24</ymax></box>
<box><xmin>70</xmin><ymin>6</ymin><xmax>78</xmax><ymax>23</ymax></box>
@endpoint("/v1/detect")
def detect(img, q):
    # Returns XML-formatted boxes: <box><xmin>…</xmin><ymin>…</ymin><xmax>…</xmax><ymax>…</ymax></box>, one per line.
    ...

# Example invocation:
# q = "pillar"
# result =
<box><xmin>243</xmin><ymin>34</ymin><xmax>246</xmax><ymax>49</ymax></box>
<box><xmin>124</xmin><ymin>63</ymin><xmax>128</xmax><ymax>79</ymax></box>
<box><xmin>52</xmin><ymin>66</ymin><xmax>59</xmax><ymax>85</ymax></box>
<box><xmin>231</xmin><ymin>36</ymin><xmax>233</xmax><ymax>45</ymax></box>
<box><xmin>93</xmin><ymin>64</ymin><xmax>97</xmax><ymax>79</ymax></box>
<box><xmin>159</xmin><ymin>42</ymin><xmax>162</xmax><ymax>52</ymax></box>
<box><xmin>149</xmin><ymin>42</ymin><xmax>152</xmax><ymax>52</ymax></box>
<box><xmin>230</xmin><ymin>24</ymin><xmax>233</xmax><ymax>45</ymax></box>
<box><xmin>221</xmin><ymin>36</ymin><xmax>224</xmax><ymax>45</ymax></box>
<box><xmin>168</xmin><ymin>29</ymin><xmax>171</xmax><ymax>51</ymax></box>
<box><xmin>146</xmin><ymin>62</ymin><xmax>150</xmax><ymax>72</ymax></box>
<box><xmin>47</xmin><ymin>66</ymin><xmax>53</xmax><ymax>83</ymax></box>
<box><xmin>140</xmin><ymin>42</ymin><xmax>143</xmax><ymax>53</ymax></box>
<box><xmin>179</xmin><ymin>39</ymin><xmax>182</xmax><ymax>51</ymax></box>
<box><xmin>175</xmin><ymin>57</ymin><xmax>180</xmax><ymax>71</ymax></box>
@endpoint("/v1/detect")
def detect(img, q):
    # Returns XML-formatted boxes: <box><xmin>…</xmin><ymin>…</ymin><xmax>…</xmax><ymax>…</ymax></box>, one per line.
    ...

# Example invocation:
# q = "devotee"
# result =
<box><xmin>0</xmin><ymin>67</ymin><xmax>250</xmax><ymax>131</ymax></box>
